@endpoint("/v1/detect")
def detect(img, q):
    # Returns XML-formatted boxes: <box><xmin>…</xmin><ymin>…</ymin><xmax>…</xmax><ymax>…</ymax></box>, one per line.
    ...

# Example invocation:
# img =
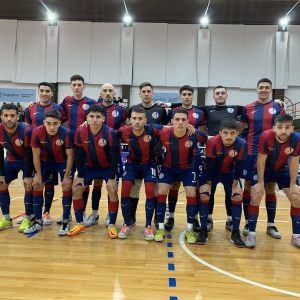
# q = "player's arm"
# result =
<box><xmin>24</xmin><ymin>108</ymin><xmax>32</xmax><ymax>125</ymax></box>
<box><xmin>233</xmin><ymin>142</ymin><xmax>248</xmax><ymax>182</ymax></box>
<box><xmin>290</xmin><ymin>155</ymin><xmax>299</xmax><ymax>187</ymax></box>
<box><xmin>32</xmin><ymin>147</ymin><xmax>42</xmax><ymax>189</ymax></box>
<box><xmin>59</xmin><ymin>99</ymin><xmax>68</xmax><ymax>123</ymax></box>
<box><xmin>0</xmin><ymin>147</ymin><xmax>5</xmax><ymax>184</ymax></box>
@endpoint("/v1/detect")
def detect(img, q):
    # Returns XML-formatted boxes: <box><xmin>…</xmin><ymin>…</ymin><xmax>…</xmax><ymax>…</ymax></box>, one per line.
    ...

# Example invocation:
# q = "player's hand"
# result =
<box><xmin>32</xmin><ymin>174</ymin><xmax>43</xmax><ymax>189</ymax></box>
<box><xmin>79</xmin><ymin>121</ymin><xmax>88</xmax><ymax>128</ymax></box>
<box><xmin>23</xmin><ymin>177</ymin><xmax>33</xmax><ymax>190</ymax></box>
<box><xmin>289</xmin><ymin>184</ymin><xmax>300</xmax><ymax>197</ymax></box>
<box><xmin>156</xmin><ymin>101</ymin><xmax>171</xmax><ymax>108</ymax></box>
<box><xmin>0</xmin><ymin>176</ymin><xmax>6</xmax><ymax>185</ymax></box>
<box><xmin>199</xmin><ymin>183</ymin><xmax>211</xmax><ymax>200</ymax></box>
<box><xmin>107</xmin><ymin>179</ymin><xmax>118</xmax><ymax>194</ymax></box>
<box><xmin>231</xmin><ymin>183</ymin><xmax>243</xmax><ymax>201</ymax></box>
<box><xmin>72</xmin><ymin>177</ymin><xmax>84</xmax><ymax>188</ymax></box>
<box><xmin>62</xmin><ymin>176</ymin><xmax>73</xmax><ymax>190</ymax></box>
<box><xmin>274</xmin><ymin>99</ymin><xmax>287</xmax><ymax>110</ymax></box>
<box><xmin>28</xmin><ymin>101</ymin><xmax>37</xmax><ymax>108</ymax></box>
<box><xmin>186</xmin><ymin>124</ymin><xmax>195</xmax><ymax>136</ymax></box>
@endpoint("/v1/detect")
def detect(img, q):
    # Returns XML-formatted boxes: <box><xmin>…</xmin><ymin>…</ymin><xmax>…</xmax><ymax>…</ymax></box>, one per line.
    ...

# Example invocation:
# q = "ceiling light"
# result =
<box><xmin>200</xmin><ymin>15</ymin><xmax>209</xmax><ymax>29</ymax></box>
<box><xmin>278</xmin><ymin>16</ymin><xmax>289</xmax><ymax>31</ymax></box>
<box><xmin>123</xmin><ymin>14</ymin><xmax>133</xmax><ymax>27</ymax></box>
<box><xmin>47</xmin><ymin>11</ymin><xmax>58</xmax><ymax>26</ymax></box>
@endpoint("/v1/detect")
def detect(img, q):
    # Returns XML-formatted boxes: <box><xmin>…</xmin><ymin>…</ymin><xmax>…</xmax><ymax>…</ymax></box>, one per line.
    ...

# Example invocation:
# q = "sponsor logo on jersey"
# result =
<box><xmin>112</xmin><ymin>110</ymin><xmax>119</xmax><ymax>117</ymax></box>
<box><xmin>98</xmin><ymin>138</ymin><xmax>107</xmax><ymax>147</ymax></box>
<box><xmin>15</xmin><ymin>139</ymin><xmax>23</xmax><ymax>146</ymax></box>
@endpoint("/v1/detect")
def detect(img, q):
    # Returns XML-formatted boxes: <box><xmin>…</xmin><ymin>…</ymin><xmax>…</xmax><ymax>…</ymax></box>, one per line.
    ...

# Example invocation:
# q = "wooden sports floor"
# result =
<box><xmin>0</xmin><ymin>178</ymin><xmax>299</xmax><ymax>300</ymax></box>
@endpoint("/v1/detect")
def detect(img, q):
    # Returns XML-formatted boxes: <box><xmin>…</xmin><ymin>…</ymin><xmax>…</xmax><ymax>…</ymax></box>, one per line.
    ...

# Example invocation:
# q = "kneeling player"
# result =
<box><xmin>246</xmin><ymin>114</ymin><xmax>300</xmax><ymax>248</ymax></box>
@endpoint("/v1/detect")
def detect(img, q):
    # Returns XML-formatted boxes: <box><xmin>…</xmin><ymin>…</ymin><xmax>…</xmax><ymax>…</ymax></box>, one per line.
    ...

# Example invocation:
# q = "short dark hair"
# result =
<box><xmin>172</xmin><ymin>108</ymin><xmax>188</xmax><ymax>118</ymax></box>
<box><xmin>70</xmin><ymin>74</ymin><xmax>85</xmax><ymax>84</ymax></box>
<box><xmin>44</xmin><ymin>109</ymin><xmax>61</xmax><ymax>120</ymax></box>
<box><xmin>219</xmin><ymin>118</ymin><xmax>239</xmax><ymax>131</ymax></box>
<box><xmin>257</xmin><ymin>78</ymin><xmax>272</xmax><ymax>87</ymax></box>
<box><xmin>139</xmin><ymin>82</ymin><xmax>153</xmax><ymax>90</ymax></box>
<box><xmin>179</xmin><ymin>85</ymin><xmax>194</xmax><ymax>94</ymax></box>
<box><xmin>87</xmin><ymin>105</ymin><xmax>105</xmax><ymax>116</ymax></box>
<box><xmin>275</xmin><ymin>114</ymin><xmax>293</xmax><ymax>124</ymax></box>
<box><xmin>38</xmin><ymin>82</ymin><xmax>53</xmax><ymax>91</ymax></box>
<box><xmin>213</xmin><ymin>85</ymin><xmax>227</xmax><ymax>92</ymax></box>
<box><xmin>131</xmin><ymin>106</ymin><xmax>146</xmax><ymax>115</ymax></box>
<box><xmin>1</xmin><ymin>103</ymin><xmax>18</xmax><ymax>114</ymax></box>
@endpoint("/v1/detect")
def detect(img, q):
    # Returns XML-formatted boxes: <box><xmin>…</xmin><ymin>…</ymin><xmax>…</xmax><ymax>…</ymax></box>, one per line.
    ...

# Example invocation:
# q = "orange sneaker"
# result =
<box><xmin>67</xmin><ymin>224</ymin><xmax>86</xmax><ymax>237</ymax></box>
<box><xmin>107</xmin><ymin>225</ymin><xmax>118</xmax><ymax>239</ymax></box>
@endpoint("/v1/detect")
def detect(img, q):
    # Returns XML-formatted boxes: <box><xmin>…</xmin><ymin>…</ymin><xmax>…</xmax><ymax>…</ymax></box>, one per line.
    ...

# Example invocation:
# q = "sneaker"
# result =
<box><xmin>207</xmin><ymin>218</ymin><xmax>213</xmax><ymax>232</ymax></box>
<box><xmin>154</xmin><ymin>229</ymin><xmax>165</xmax><ymax>242</ymax></box>
<box><xmin>185</xmin><ymin>230</ymin><xmax>197</xmax><ymax>244</ymax></box>
<box><xmin>196</xmin><ymin>229</ymin><xmax>208</xmax><ymax>245</ymax></box>
<box><xmin>266</xmin><ymin>226</ymin><xmax>282</xmax><ymax>239</ymax></box>
<box><xmin>43</xmin><ymin>212</ymin><xmax>52</xmax><ymax>226</ymax></box>
<box><xmin>118</xmin><ymin>225</ymin><xmax>130</xmax><ymax>239</ymax></box>
<box><xmin>245</xmin><ymin>233</ymin><xmax>256</xmax><ymax>248</ymax></box>
<box><xmin>164</xmin><ymin>217</ymin><xmax>175</xmax><ymax>231</ymax></box>
<box><xmin>85</xmin><ymin>214</ymin><xmax>99</xmax><ymax>227</ymax></box>
<box><xmin>0</xmin><ymin>217</ymin><xmax>12</xmax><ymax>230</ymax></box>
<box><xmin>230</xmin><ymin>230</ymin><xmax>245</xmax><ymax>248</ymax></box>
<box><xmin>16</xmin><ymin>214</ymin><xmax>25</xmax><ymax>224</ymax></box>
<box><xmin>105</xmin><ymin>213</ymin><xmax>110</xmax><ymax>227</ymax></box>
<box><xmin>108</xmin><ymin>225</ymin><xmax>118</xmax><ymax>239</ymax></box>
<box><xmin>225</xmin><ymin>220</ymin><xmax>233</xmax><ymax>232</ymax></box>
<box><xmin>144</xmin><ymin>226</ymin><xmax>154</xmax><ymax>241</ymax></box>
<box><xmin>57</xmin><ymin>214</ymin><xmax>72</xmax><ymax>225</ymax></box>
<box><xmin>23</xmin><ymin>221</ymin><xmax>43</xmax><ymax>234</ymax></box>
<box><xmin>67</xmin><ymin>224</ymin><xmax>86</xmax><ymax>237</ymax></box>
<box><xmin>153</xmin><ymin>217</ymin><xmax>159</xmax><ymax>230</ymax></box>
<box><xmin>291</xmin><ymin>235</ymin><xmax>300</xmax><ymax>248</ymax></box>
<box><xmin>243</xmin><ymin>224</ymin><xmax>249</xmax><ymax>236</ymax></box>
<box><xmin>58</xmin><ymin>222</ymin><xmax>70</xmax><ymax>236</ymax></box>
<box><xmin>18</xmin><ymin>218</ymin><xmax>32</xmax><ymax>233</ymax></box>
<box><xmin>130</xmin><ymin>215</ymin><xmax>136</xmax><ymax>227</ymax></box>
<box><xmin>193</xmin><ymin>219</ymin><xmax>201</xmax><ymax>233</ymax></box>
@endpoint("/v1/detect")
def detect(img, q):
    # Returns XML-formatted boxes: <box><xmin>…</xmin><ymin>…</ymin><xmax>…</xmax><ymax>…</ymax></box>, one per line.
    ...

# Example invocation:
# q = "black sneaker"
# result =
<box><xmin>243</xmin><ymin>224</ymin><xmax>249</xmax><ymax>236</ymax></box>
<box><xmin>230</xmin><ymin>230</ymin><xmax>245</xmax><ymax>248</ymax></box>
<box><xmin>130</xmin><ymin>215</ymin><xmax>136</xmax><ymax>227</ymax></box>
<box><xmin>225</xmin><ymin>220</ymin><xmax>233</xmax><ymax>232</ymax></box>
<box><xmin>196</xmin><ymin>229</ymin><xmax>208</xmax><ymax>245</ymax></box>
<box><xmin>164</xmin><ymin>217</ymin><xmax>174</xmax><ymax>231</ymax></box>
<box><xmin>193</xmin><ymin>219</ymin><xmax>201</xmax><ymax>233</ymax></box>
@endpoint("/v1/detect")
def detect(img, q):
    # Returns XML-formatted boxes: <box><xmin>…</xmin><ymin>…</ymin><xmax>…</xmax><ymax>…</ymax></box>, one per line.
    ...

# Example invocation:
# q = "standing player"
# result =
<box><xmin>28</xmin><ymin>109</ymin><xmax>74</xmax><ymax>235</ymax></box>
<box><xmin>154</xmin><ymin>108</ymin><xmax>207</xmax><ymax>243</ymax></box>
<box><xmin>198</xmin><ymin>118</ymin><xmax>247</xmax><ymax>247</ymax></box>
<box><xmin>0</xmin><ymin>104</ymin><xmax>34</xmax><ymax>232</ymax></box>
<box><xmin>245</xmin><ymin>114</ymin><xmax>300</xmax><ymax>248</ymax></box>
<box><xmin>240</xmin><ymin>78</ymin><xmax>284</xmax><ymax>238</ymax></box>
<box><xmin>69</xmin><ymin>105</ymin><xmax>119</xmax><ymax>238</ymax></box>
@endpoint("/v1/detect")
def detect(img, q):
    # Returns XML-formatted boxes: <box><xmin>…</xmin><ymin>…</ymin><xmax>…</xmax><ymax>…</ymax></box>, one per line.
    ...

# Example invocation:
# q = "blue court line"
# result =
<box><xmin>170</xmin><ymin>297</ymin><xmax>178</xmax><ymax>300</ymax></box>
<box><xmin>169</xmin><ymin>278</ymin><xmax>176</xmax><ymax>287</ymax></box>
<box><xmin>26</xmin><ymin>231</ymin><xmax>40</xmax><ymax>238</ymax></box>
<box><xmin>168</xmin><ymin>252</ymin><xmax>174</xmax><ymax>258</ymax></box>
<box><xmin>168</xmin><ymin>263</ymin><xmax>175</xmax><ymax>271</ymax></box>
<box><xmin>167</xmin><ymin>242</ymin><xmax>173</xmax><ymax>247</ymax></box>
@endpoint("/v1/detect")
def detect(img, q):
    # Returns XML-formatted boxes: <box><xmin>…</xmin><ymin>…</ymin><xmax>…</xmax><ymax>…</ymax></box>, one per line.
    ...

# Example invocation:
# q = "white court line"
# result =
<box><xmin>11</xmin><ymin>197</ymin><xmax>23</xmax><ymax>201</ymax></box>
<box><xmin>179</xmin><ymin>231</ymin><xmax>300</xmax><ymax>298</ymax></box>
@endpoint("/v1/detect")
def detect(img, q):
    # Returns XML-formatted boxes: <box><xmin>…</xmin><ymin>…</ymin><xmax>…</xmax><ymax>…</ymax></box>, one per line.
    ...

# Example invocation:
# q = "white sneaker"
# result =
<box><xmin>85</xmin><ymin>214</ymin><xmax>99</xmax><ymax>227</ymax></box>
<box><xmin>23</xmin><ymin>221</ymin><xmax>43</xmax><ymax>234</ymax></box>
<box><xmin>57</xmin><ymin>223</ymin><xmax>70</xmax><ymax>236</ymax></box>
<box><xmin>266</xmin><ymin>226</ymin><xmax>282</xmax><ymax>239</ymax></box>
<box><xmin>57</xmin><ymin>214</ymin><xmax>72</xmax><ymax>225</ymax></box>
<box><xmin>245</xmin><ymin>233</ymin><xmax>256</xmax><ymax>248</ymax></box>
<box><xmin>243</xmin><ymin>224</ymin><xmax>249</xmax><ymax>236</ymax></box>
<box><xmin>43</xmin><ymin>212</ymin><xmax>52</xmax><ymax>226</ymax></box>
<box><xmin>291</xmin><ymin>235</ymin><xmax>300</xmax><ymax>248</ymax></box>
<box><xmin>118</xmin><ymin>225</ymin><xmax>130</xmax><ymax>239</ymax></box>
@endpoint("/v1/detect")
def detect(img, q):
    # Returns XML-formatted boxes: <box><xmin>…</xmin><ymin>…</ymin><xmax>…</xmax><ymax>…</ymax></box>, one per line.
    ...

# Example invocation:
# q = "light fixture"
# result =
<box><xmin>200</xmin><ymin>15</ymin><xmax>209</xmax><ymax>29</ymax></box>
<box><xmin>123</xmin><ymin>14</ymin><xmax>133</xmax><ymax>27</ymax></box>
<box><xmin>278</xmin><ymin>16</ymin><xmax>289</xmax><ymax>31</ymax></box>
<box><xmin>47</xmin><ymin>11</ymin><xmax>58</xmax><ymax>26</ymax></box>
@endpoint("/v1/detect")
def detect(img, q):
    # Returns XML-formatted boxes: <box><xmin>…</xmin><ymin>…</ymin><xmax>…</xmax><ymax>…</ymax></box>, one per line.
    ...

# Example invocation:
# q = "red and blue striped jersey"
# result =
<box><xmin>0</xmin><ymin>123</ymin><xmax>31</xmax><ymax>161</ymax></box>
<box><xmin>258</xmin><ymin>129</ymin><xmax>300</xmax><ymax>171</ymax></box>
<box><xmin>25</xmin><ymin>102</ymin><xmax>62</xmax><ymax>128</ymax></box>
<box><xmin>240</xmin><ymin>100</ymin><xmax>284</xmax><ymax>155</ymax></box>
<box><xmin>156</xmin><ymin>127</ymin><xmax>207</xmax><ymax>169</ymax></box>
<box><xmin>168</xmin><ymin>106</ymin><xmax>206</xmax><ymax>128</ymax></box>
<box><xmin>205</xmin><ymin>134</ymin><xmax>247</xmax><ymax>179</ymax></box>
<box><xmin>96</xmin><ymin>102</ymin><xmax>128</xmax><ymax>130</ymax></box>
<box><xmin>60</xmin><ymin>96</ymin><xmax>96</xmax><ymax>133</ymax></box>
<box><xmin>117</xmin><ymin>124</ymin><xmax>163</xmax><ymax>164</ymax></box>
<box><xmin>31</xmin><ymin>125</ymin><xmax>73</xmax><ymax>163</ymax></box>
<box><xmin>74</xmin><ymin>124</ymin><xmax>119</xmax><ymax>168</ymax></box>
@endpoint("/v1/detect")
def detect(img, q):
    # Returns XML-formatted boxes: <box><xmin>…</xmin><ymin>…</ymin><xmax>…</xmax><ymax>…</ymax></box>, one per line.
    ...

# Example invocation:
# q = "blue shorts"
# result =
<box><xmin>242</xmin><ymin>155</ymin><xmax>258</xmax><ymax>184</ymax></box>
<box><xmin>45</xmin><ymin>171</ymin><xmax>59</xmax><ymax>185</ymax></box>
<box><xmin>158</xmin><ymin>166</ymin><xmax>197</xmax><ymax>187</ymax></box>
<box><xmin>83</xmin><ymin>166</ymin><xmax>120</xmax><ymax>185</ymax></box>
<box><xmin>4</xmin><ymin>160</ymin><xmax>30</xmax><ymax>184</ymax></box>
<box><xmin>264</xmin><ymin>167</ymin><xmax>297</xmax><ymax>190</ymax></box>
<box><xmin>41</xmin><ymin>161</ymin><xmax>72</xmax><ymax>183</ymax></box>
<box><xmin>123</xmin><ymin>163</ymin><xmax>157</xmax><ymax>183</ymax></box>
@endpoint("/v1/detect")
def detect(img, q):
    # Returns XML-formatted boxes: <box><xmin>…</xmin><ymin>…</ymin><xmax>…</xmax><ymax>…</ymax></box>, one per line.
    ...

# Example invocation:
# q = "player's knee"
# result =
<box><xmin>0</xmin><ymin>183</ymin><xmax>9</xmax><ymax>191</ymax></box>
<box><xmin>121</xmin><ymin>180</ymin><xmax>132</xmax><ymax>197</ymax></box>
<box><xmin>290</xmin><ymin>192</ymin><xmax>300</xmax><ymax>207</ymax></box>
<box><xmin>250</xmin><ymin>192</ymin><xmax>263</xmax><ymax>205</ymax></box>
<box><xmin>145</xmin><ymin>182</ymin><xmax>156</xmax><ymax>199</ymax></box>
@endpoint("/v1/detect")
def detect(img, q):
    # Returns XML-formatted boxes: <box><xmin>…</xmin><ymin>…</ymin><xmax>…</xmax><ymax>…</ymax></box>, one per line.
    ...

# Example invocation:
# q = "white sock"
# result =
<box><xmin>208</xmin><ymin>214</ymin><xmax>212</xmax><ymax>220</ymax></box>
<box><xmin>227</xmin><ymin>215</ymin><xmax>232</xmax><ymax>222</ymax></box>
<box><xmin>159</xmin><ymin>223</ymin><xmax>165</xmax><ymax>230</ymax></box>
<box><xmin>267</xmin><ymin>222</ymin><xmax>275</xmax><ymax>227</ymax></box>
<box><xmin>292</xmin><ymin>233</ymin><xmax>300</xmax><ymax>238</ymax></box>
<box><xmin>3</xmin><ymin>214</ymin><xmax>10</xmax><ymax>220</ymax></box>
<box><xmin>186</xmin><ymin>223</ymin><xmax>193</xmax><ymax>231</ymax></box>
<box><xmin>249</xmin><ymin>231</ymin><xmax>256</xmax><ymax>236</ymax></box>
<box><xmin>169</xmin><ymin>212</ymin><xmax>174</xmax><ymax>218</ymax></box>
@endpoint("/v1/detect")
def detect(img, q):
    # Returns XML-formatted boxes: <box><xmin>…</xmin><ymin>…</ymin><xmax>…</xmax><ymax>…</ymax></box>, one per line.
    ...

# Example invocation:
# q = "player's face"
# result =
<box><xmin>130</xmin><ymin>112</ymin><xmax>147</xmax><ymax>131</ymax></box>
<box><xmin>38</xmin><ymin>85</ymin><xmax>53</xmax><ymax>104</ymax></box>
<box><xmin>139</xmin><ymin>86</ymin><xmax>154</xmax><ymax>105</ymax></box>
<box><xmin>273</xmin><ymin>122</ymin><xmax>294</xmax><ymax>142</ymax></box>
<box><xmin>172</xmin><ymin>113</ymin><xmax>188</xmax><ymax>132</ymax></box>
<box><xmin>213</xmin><ymin>88</ymin><xmax>227</xmax><ymax>106</ymax></box>
<box><xmin>257</xmin><ymin>82</ymin><xmax>272</xmax><ymax>102</ymax></box>
<box><xmin>180</xmin><ymin>90</ymin><xmax>193</xmax><ymax>107</ymax></box>
<box><xmin>1</xmin><ymin>109</ymin><xmax>18</xmax><ymax>130</ymax></box>
<box><xmin>219</xmin><ymin>128</ymin><xmax>239</xmax><ymax>146</ymax></box>
<box><xmin>44</xmin><ymin>117</ymin><xmax>61</xmax><ymax>136</ymax></box>
<box><xmin>71</xmin><ymin>80</ymin><xmax>85</xmax><ymax>99</ymax></box>
<box><xmin>87</xmin><ymin>112</ymin><xmax>105</xmax><ymax>128</ymax></box>
<box><xmin>100</xmin><ymin>84</ymin><xmax>115</xmax><ymax>104</ymax></box>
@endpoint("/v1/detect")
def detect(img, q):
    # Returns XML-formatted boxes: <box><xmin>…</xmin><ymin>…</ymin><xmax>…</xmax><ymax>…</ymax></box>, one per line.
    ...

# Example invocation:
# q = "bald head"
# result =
<box><xmin>100</xmin><ymin>83</ymin><xmax>116</xmax><ymax>105</ymax></box>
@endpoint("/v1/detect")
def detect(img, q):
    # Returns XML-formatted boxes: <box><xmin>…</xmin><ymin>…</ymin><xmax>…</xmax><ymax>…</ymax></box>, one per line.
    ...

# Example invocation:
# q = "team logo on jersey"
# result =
<box><xmin>56</xmin><ymin>139</ymin><xmax>64</xmax><ymax>146</ymax></box>
<box><xmin>227</xmin><ymin>108</ymin><xmax>234</xmax><ymax>113</ymax></box>
<box><xmin>229</xmin><ymin>150</ymin><xmax>238</xmax><ymax>157</ymax></box>
<box><xmin>112</xmin><ymin>110</ymin><xmax>119</xmax><ymax>117</ymax></box>
<box><xmin>185</xmin><ymin>140</ymin><xmax>193</xmax><ymax>148</ymax></box>
<box><xmin>152</xmin><ymin>112</ymin><xmax>159</xmax><ymax>119</ymax></box>
<box><xmin>192</xmin><ymin>113</ymin><xmax>199</xmax><ymax>119</ymax></box>
<box><xmin>98</xmin><ymin>138</ymin><xmax>107</xmax><ymax>147</ymax></box>
<box><xmin>268</xmin><ymin>108</ymin><xmax>277</xmax><ymax>115</ymax></box>
<box><xmin>159</xmin><ymin>173</ymin><xmax>164</xmax><ymax>179</ymax></box>
<box><xmin>15</xmin><ymin>139</ymin><xmax>23</xmax><ymax>146</ymax></box>
<box><xmin>284</xmin><ymin>147</ymin><xmax>294</xmax><ymax>155</ymax></box>
<box><xmin>143</xmin><ymin>135</ymin><xmax>152</xmax><ymax>143</ymax></box>
<box><xmin>82</xmin><ymin>104</ymin><xmax>89</xmax><ymax>110</ymax></box>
